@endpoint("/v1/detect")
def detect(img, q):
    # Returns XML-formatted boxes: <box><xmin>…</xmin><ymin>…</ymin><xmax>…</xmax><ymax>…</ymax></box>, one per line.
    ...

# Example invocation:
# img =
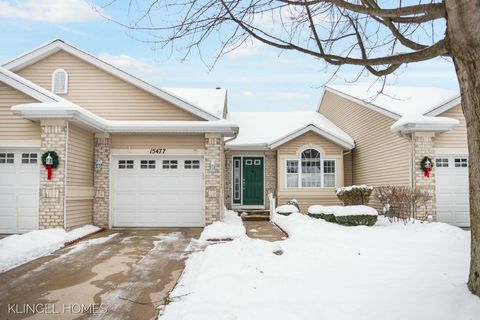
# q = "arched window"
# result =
<box><xmin>285</xmin><ymin>147</ymin><xmax>336</xmax><ymax>188</ymax></box>
<box><xmin>301</xmin><ymin>149</ymin><xmax>321</xmax><ymax>187</ymax></box>
<box><xmin>51</xmin><ymin>69</ymin><xmax>68</xmax><ymax>94</ymax></box>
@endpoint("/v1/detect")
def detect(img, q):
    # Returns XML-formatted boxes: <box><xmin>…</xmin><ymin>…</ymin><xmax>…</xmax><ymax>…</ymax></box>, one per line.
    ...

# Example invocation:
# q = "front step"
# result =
<box><xmin>240</xmin><ymin>210</ymin><xmax>270</xmax><ymax>221</ymax></box>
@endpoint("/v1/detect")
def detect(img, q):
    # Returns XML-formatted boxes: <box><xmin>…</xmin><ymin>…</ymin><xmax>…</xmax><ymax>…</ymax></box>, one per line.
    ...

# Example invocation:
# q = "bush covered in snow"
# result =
<box><xmin>307</xmin><ymin>205</ymin><xmax>378</xmax><ymax>226</ymax></box>
<box><xmin>336</xmin><ymin>185</ymin><xmax>373</xmax><ymax>205</ymax></box>
<box><xmin>276</xmin><ymin>204</ymin><xmax>299</xmax><ymax>216</ymax></box>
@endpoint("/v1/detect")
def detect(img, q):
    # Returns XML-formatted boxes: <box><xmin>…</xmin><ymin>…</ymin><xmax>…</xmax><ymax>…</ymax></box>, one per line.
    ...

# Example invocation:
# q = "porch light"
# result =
<box><xmin>209</xmin><ymin>160</ymin><xmax>216</xmax><ymax>170</ymax></box>
<box><xmin>45</xmin><ymin>153</ymin><xmax>53</xmax><ymax>166</ymax></box>
<box><xmin>95</xmin><ymin>159</ymin><xmax>103</xmax><ymax>171</ymax></box>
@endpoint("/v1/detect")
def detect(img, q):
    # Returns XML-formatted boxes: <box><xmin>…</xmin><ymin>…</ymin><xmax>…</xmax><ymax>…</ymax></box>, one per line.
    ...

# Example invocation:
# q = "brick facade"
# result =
<box><xmin>413</xmin><ymin>132</ymin><xmax>436</xmax><ymax>220</ymax></box>
<box><xmin>205</xmin><ymin>134</ymin><xmax>224</xmax><ymax>224</ymax></box>
<box><xmin>93</xmin><ymin>134</ymin><xmax>110</xmax><ymax>228</ymax></box>
<box><xmin>38</xmin><ymin>120</ymin><xmax>67</xmax><ymax>229</ymax></box>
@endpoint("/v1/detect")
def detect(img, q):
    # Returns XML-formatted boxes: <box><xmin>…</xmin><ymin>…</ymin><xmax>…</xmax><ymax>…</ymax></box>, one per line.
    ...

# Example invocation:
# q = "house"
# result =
<box><xmin>0</xmin><ymin>39</ymin><xmax>469</xmax><ymax>235</ymax></box>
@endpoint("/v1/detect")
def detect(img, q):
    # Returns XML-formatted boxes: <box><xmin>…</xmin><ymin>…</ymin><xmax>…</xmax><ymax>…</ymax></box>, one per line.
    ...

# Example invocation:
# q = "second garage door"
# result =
<box><xmin>435</xmin><ymin>155</ymin><xmax>470</xmax><ymax>227</ymax></box>
<box><xmin>111</xmin><ymin>155</ymin><xmax>204</xmax><ymax>227</ymax></box>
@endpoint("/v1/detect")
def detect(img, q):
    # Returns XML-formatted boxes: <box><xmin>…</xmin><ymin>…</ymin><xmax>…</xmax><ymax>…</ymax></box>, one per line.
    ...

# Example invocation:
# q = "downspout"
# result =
<box><xmin>64</xmin><ymin>121</ymin><xmax>69</xmax><ymax>230</ymax></box>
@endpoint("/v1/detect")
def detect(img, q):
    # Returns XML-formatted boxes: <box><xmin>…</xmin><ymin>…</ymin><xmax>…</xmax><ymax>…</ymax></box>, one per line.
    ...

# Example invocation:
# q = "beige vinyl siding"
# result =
<box><xmin>66</xmin><ymin>200</ymin><xmax>93</xmax><ymax>229</ymax></box>
<box><xmin>276</xmin><ymin>131</ymin><xmax>344</xmax><ymax>212</ymax></box>
<box><xmin>0</xmin><ymin>82</ymin><xmax>40</xmax><ymax>143</ymax></box>
<box><xmin>435</xmin><ymin>104</ymin><xmax>468</xmax><ymax>151</ymax></box>
<box><xmin>343</xmin><ymin>151</ymin><xmax>353</xmax><ymax>186</ymax></box>
<box><xmin>17</xmin><ymin>50</ymin><xmax>203</xmax><ymax>121</ymax></box>
<box><xmin>320</xmin><ymin>91</ymin><xmax>412</xmax><ymax>187</ymax></box>
<box><xmin>66</xmin><ymin>124</ymin><xmax>94</xmax><ymax>229</ymax></box>
<box><xmin>111</xmin><ymin>134</ymin><xmax>205</xmax><ymax>150</ymax></box>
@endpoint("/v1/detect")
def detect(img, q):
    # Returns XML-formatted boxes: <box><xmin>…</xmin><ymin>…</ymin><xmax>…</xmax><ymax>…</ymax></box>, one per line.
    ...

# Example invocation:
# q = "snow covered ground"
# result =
<box><xmin>199</xmin><ymin>209</ymin><xmax>246</xmax><ymax>242</ymax></box>
<box><xmin>159</xmin><ymin>213</ymin><xmax>480</xmax><ymax>320</ymax></box>
<box><xmin>0</xmin><ymin>225</ymin><xmax>100</xmax><ymax>273</ymax></box>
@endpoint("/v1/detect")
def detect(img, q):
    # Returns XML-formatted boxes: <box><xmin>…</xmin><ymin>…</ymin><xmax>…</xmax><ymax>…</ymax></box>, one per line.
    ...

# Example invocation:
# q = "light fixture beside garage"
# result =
<box><xmin>95</xmin><ymin>159</ymin><xmax>103</xmax><ymax>171</ymax></box>
<box><xmin>209</xmin><ymin>160</ymin><xmax>217</xmax><ymax>171</ymax></box>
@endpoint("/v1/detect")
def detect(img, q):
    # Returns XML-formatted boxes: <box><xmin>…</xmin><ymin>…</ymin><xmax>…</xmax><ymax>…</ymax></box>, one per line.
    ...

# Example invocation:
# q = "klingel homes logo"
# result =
<box><xmin>7</xmin><ymin>303</ymin><xmax>108</xmax><ymax>315</ymax></box>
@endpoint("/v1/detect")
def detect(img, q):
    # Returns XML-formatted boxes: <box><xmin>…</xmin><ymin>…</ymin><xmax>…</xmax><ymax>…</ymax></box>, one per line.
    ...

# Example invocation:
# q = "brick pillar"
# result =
<box><xmin>413</xmin><ymin>132</ymin><xmax>436</xmax><ymax>220</ymax></box>
<box><xmin>205</xmin><ymin>134</ymin><xmax>223</xmax><ymax>224</ymax></box>
<box><xmin>39</xmin><ymin>120</ymin><xmax>67</xmax><ymax>229</ymax></box>
<box><xmin>93</xmin><ymin>133</ymin><xmax>110</xmax><ymax>228</ymax></box>
<box><xmin>265</xmin><ymin>151</ymin><xmax>277</xmax><ymax>210</ymax></box>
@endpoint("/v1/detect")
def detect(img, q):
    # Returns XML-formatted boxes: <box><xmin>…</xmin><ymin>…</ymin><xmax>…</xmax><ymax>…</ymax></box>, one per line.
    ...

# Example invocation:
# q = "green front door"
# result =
<box><xmin>242</xmin><ymin>157</ymin><xmax>264</xmax><ymax>205</ymax></box>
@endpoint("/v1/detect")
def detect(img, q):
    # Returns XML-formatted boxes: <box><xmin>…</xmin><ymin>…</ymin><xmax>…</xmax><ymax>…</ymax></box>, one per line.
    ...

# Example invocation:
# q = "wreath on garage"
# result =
<box><xmin>41</xmin><ymin>151</ymin><xmax>59</xmax><ymax>180</ymax></box>
<box><xmin>420</xmin><ymin>156</ymin><xmax>433</xmax><ymax>178</ymax></box>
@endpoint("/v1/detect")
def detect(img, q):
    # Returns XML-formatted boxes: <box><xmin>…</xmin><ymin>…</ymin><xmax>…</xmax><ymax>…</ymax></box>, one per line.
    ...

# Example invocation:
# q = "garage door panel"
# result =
<box><xmin>0</xmin><ymin>149</ymin><xmax>40</xmax><ymax>233</ymax></box>
<box><xmin>112</xmin><ymin>155</ymin><xmax>204</xmax><ymax>227</ymax></box>
<box><xmin>436</xmin><ymin>155</ymin><xmax>470</xmax><ymax>227</ymax></box>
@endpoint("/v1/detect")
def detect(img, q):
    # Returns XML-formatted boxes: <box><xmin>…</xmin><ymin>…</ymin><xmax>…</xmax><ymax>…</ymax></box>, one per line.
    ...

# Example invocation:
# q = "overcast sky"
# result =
<box><xmin>0</xmin><ymin>0</ymin><xmax>459</xmax><ymax>112</ymax></box>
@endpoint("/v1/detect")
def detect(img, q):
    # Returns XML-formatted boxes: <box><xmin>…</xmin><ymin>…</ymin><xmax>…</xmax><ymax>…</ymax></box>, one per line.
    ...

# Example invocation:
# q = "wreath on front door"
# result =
<box><xmin>41</xmin><ymin>151</ymin><xmax>59</xmax><ymax>180</ymax></box>
<box><xmin>420</xmin><ymin>156</ymin><xmax>433</xmax><ymax>178</ymax></box>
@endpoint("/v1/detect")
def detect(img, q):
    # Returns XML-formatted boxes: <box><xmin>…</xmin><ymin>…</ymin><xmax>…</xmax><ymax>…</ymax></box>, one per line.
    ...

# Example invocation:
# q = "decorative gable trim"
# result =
<box><xmin>269</xmin><ymin>124</ymin><xmax>355</xmax><ymax>150</ymax></box>
<box><xmin>3</xmin><ymin>39</ymin><xmax>220</xmax><ymax>121</ymax></box>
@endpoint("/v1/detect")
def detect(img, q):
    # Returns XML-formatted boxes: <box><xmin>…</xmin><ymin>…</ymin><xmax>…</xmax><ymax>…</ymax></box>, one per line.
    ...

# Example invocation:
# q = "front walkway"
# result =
<box><xmin>0</xmin><ymin>228</ymin><xmax>201</xmax><ymax>320</ymax></box>
<box><xmin>243</xmin><ymin>220</ymin><xmax>286</xmax><ymax>241</ymax></box>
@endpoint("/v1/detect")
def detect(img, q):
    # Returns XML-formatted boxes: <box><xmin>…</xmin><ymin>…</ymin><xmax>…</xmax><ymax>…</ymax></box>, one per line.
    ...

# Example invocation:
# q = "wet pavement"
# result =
<box><xmin>243</xmin><ymin>221</ymin><xmax>287</xmax><ymax>241</ymax></box>
<box><xmin>0</xmin><ymin>228</ymin><xmax>202</xmax><ymax>320</ymax></box>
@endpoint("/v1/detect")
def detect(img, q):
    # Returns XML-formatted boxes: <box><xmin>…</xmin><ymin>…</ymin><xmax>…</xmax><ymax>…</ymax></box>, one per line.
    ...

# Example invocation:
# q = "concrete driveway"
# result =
<box><xmin>0</xmin><ymin>228</ymin><xmax>202</xmax><ymax>320</ymax></box>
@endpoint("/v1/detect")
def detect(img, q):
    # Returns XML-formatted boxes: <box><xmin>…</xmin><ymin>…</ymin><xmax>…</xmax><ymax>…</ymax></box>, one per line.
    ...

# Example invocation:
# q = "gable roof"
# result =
<box><xmin>321</xmin><ymin>85</ymin><xmax>459</xmax><ymax>119</ymax></box>
<box><xmin>226</xmin><ymin>112</ymin><xmax>354</xmax><ymax>150</ymax></box>
<box><xmin>0</xmin><ymin>66</ymin><xmax>63</xmax><ymax>103</ymax></box>
<box><xmin>163</xmin><ymin>88</ymin><xmax>227</xmax><ymax>119</ymax></box>
<box><xmin>2</xmin><ymin>39</ymin><xmax>220</xmax><ymax>121</ymax></box>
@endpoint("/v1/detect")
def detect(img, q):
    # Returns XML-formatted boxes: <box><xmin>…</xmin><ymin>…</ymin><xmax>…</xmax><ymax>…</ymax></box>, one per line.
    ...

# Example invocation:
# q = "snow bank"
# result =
<box><xmin>333</xmin><ymin>205</ymin><xmax>378</xmax><ymax>217</ymax></box>
<box><xmin>160</xmin><ymin>213</ymin><xmax>479</xmax><ymax>320</ymax></box>
<box><xmin>199</xmin><ymin>209</ymin><xmax>246</xmax><ymax>241</ymax></box>
<box><xmin>0</xmin><ymin>225</ymin><xmax>100</xmax><ymax>273</ymax></box>
<box><xmin>275</xmin><ymin>204</ymin><xmax>299</xmax><ymax>214</ymax></box>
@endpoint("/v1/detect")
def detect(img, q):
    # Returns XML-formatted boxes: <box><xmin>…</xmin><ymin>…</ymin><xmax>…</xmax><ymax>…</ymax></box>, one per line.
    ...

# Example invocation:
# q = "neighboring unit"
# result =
<box><xmin>0</xmin><ymin>39</ymin><xmax>469</xmax><ymax>234</ymax></box>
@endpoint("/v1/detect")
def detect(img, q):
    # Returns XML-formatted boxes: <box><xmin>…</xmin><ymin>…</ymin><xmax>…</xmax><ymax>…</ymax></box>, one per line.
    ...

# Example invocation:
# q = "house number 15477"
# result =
<box><xmin>149</xmin><ymin>148</ymin><xmax>166</xmax><ymax>154</ymax></box>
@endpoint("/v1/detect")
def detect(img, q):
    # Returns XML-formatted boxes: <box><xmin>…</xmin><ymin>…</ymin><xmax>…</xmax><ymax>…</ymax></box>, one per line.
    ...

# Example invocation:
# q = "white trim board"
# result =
<box><xmin>2</xmin><ymin>39</ymin><xmax>219</xmax><ymax>121</ymax></box>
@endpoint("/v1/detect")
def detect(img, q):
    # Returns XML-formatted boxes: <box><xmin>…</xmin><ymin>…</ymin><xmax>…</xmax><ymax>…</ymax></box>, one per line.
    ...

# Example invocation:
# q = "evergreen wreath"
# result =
<box><xmin>41</xmin><ymin>151</ymin><xmax>60</xmax><ymax>169</ymax></box>
<box><xmin>420</xmin><ymin>156</ymin><xmax>433</xmax><ymax>177</ymax></box>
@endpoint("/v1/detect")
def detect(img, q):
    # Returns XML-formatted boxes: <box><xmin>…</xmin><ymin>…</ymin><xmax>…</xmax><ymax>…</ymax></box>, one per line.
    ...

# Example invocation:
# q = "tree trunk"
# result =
<box><xmin>445</xmin><ymin>0</ymin><xmax>480</xmax><ymax>297</ymax></box>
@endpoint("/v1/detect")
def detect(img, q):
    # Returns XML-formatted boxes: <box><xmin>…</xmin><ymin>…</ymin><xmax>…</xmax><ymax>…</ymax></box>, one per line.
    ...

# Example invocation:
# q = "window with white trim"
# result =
<box><xmin>119</xmin><ymin>160</ymin><xmax>134</xmax><ymax>169</ymax></box>
<box><xmin>0</xmin><ymin>153</ymin><xmax>14</xmax><ymax>164</ymax></box>
<box><xmin>163</xmin><ymin>160</ymin><xmax>178</xmax><ymax>169</ymax></box>
<box><xmin>52</xmin><ymin>69</ymin><xmax>68</xmax><ymax>94</ymax></box>
<box><xmin>455</xmin><ymin>158</ymin><xmax>468</xmax><ymax>168</ymax></box>
<box><xmin>140</xmin><ymin>160</ymin><xmax>156</xmax><ymax>169</ymax></box>
<box><xmin>301</xmin><ymin>149</ymin><xmax>321</xmax><ymax>188</ymax></box>
<box><xmin>22</xmin><ymin>153</ymin><xmax>38</xmax><ymax>164</ymax></box>
<box><xmin>185</xmin><ymin>160</ymin><xmax>200</xmax><ymax>169</ymax></box>
<box><xmin>285</xmin><ymin>148</ymin><xmax>336</xmax><ymax>188</ymax></box>
<box><xmin>323</xmin><ymin>160</ymin><xmax>336</xmax><ymax>188</ymax></box>
<box><xmin>286</xmin><ymin>160</ymin><xmax>299</xmax><ymax>188</ymax></box>
<box><xmin>436</xmin><ymin>158</ymin><xmax>449</xmax><ymax>167</ymax></box>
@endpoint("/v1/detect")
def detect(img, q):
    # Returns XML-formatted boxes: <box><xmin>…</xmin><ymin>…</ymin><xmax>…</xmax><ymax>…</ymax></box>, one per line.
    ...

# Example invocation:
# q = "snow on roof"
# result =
<box><xmin>163</xmin><ymin>88</ymin><xmax>226</xmax><ymax>119</ymax></box>
<box><xmin>390</xmin><ymin>115</ymin><xmax>459</xmax><ymax>133</ymax></box>
<box><xmin>226</xmin><ymin>112</ymin><xmax>354</xmax><ymax>149</ymax></box>
<box><xmin>327</xmin><ymin>84</ymin><xmax>458</xmax><ymax>118</ymax></box>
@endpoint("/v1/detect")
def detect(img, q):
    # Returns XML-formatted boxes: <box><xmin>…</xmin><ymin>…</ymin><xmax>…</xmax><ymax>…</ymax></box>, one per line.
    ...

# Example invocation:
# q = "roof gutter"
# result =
<box><xmin>11</xmin><ymin>102</ymin><xmax>239</xmax><ymax>137</ymax></box>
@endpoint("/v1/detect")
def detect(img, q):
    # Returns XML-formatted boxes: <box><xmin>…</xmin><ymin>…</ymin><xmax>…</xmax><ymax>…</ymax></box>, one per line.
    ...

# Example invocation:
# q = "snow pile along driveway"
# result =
<box><xmin>199</xmin><ymin>209</ymin><xmax>246</xmax><ymax>242</ymax></box>
<box><xmin>160</xmin><ymin>213</ymin><xmax>480</xmax><ymax>320</ymax></box>
<box><xmin>0</xmin><ymin>225</ymin><xmax>100</xmax><ymax>273</ymax></box>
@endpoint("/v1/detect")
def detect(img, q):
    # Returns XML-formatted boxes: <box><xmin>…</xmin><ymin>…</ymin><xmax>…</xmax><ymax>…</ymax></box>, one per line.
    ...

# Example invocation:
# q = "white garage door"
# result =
<box><xmin>0</xmin><ymin>149</ymin><xmax>40</xmax><ymax>233</ymax></box>
<box><xmin>112</xmin><ymin>155</ymin><xmax>204</xmax><ymax>227</ymax></box>
<box><xmin>435</xmin><ymin>156</ymin><xmax>470</xmax><ymax>227</ymax></box>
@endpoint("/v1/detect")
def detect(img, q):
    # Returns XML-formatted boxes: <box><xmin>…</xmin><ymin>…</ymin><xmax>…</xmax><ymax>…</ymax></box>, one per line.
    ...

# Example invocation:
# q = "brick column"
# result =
<box><xmin>265</xmin><ymin>151</ymin><xmax>277</xmax><ymax>209</ymax></box>
<box><xmin>39</xmin><ymin>120</ymin><xmax>67</xmax><ymax>229</ymax></box>
<box><xmin>205</xmin><ymin>134</ymin><xmax>223</xmax><ymax>224</ymax></box>
<box><xmin>413</xmin><ymin>132</ymin><xmax>436</xmax><ymax>220</ymax></box>
<box><xmin>93</xmin><ymin>133</ymin><xmax>110</xmax><ymax>228</ymax></box>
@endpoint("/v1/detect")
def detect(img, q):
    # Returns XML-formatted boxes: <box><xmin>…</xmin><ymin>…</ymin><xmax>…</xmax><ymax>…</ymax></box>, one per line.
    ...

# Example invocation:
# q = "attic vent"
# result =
<box><xmin>52</xmin><ymin>69</ymin><xmax>68</xmax><ymax>94</ymax></box>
